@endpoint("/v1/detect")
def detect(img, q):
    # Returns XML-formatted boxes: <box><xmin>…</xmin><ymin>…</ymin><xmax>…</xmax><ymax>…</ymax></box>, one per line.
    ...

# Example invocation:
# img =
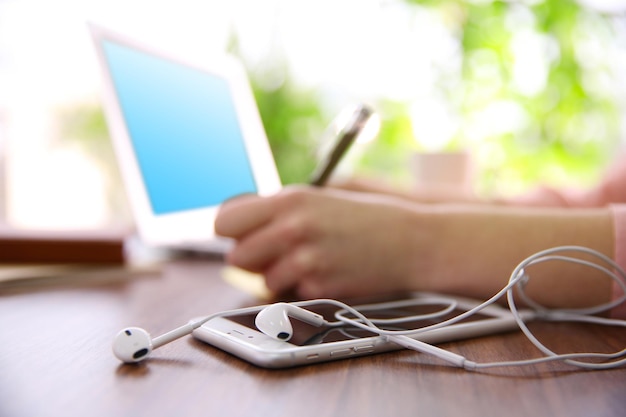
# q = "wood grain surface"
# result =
<box><xmin>1</xmin><ymin>258</ymin><xmax>624</xmax><ymax>417</ymax></box>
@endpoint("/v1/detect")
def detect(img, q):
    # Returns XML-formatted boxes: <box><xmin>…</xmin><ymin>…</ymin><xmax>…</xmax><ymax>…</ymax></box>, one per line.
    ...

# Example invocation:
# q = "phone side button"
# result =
<box><xmin>306</xmin><ymin>353</ymin><xmax>320</xmax><ymax>360</ymax></box>
<box><xmin>353</xmin><ymin>345</ymin><xmax>374</xmax><ymax>354</ymax></box>
<box><xmin>330</xmin><ymin>348</ymin><xmax>353</xmax><ymax>357</ymax></box>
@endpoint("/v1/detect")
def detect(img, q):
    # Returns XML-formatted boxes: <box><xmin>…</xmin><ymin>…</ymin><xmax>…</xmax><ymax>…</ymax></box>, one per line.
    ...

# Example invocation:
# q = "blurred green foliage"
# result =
<box><xmin>241</xmin><ymin>0</ymin><xmax>622</xmax><ymax>195</ymax></box>
<box><xmin>451</xmin><ymin>0</ymin><xmax>620</xmax><ymax>195</ymax></box>
<box><xmin>249</xmin><ymin>75</ymin><xmax>326</xmax><ymax>184</ymax></box>
<box><xmin>66</xmin><ymin>0</ymin><xmax>622</xmax><ymax>198</ymax></box>
<box><xmin>225</xmin><ymin>33</ymin><xmax>328</xmax><ymax>185</ymax></box>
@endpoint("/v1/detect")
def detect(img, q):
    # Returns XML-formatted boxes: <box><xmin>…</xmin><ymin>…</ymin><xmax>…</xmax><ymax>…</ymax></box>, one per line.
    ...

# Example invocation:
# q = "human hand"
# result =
<box><xmin>215</xmin><ymin>186</ymin><xmax>436</xmax><ymax>299</ymax></box>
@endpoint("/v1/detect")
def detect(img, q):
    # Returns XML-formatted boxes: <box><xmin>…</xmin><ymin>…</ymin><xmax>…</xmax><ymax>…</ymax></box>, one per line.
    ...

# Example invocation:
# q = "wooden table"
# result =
<box><xmin>1</xmin><ymin>257</ymin><xmax>625</xmax><ymax>417</ymax></box>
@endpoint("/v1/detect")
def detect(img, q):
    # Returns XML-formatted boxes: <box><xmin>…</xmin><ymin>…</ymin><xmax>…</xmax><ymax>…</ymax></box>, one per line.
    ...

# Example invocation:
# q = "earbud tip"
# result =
<box><xmin>112</xmin><ymin>327</ymin><xmax>153</xmax><ymax>363</ymax></box>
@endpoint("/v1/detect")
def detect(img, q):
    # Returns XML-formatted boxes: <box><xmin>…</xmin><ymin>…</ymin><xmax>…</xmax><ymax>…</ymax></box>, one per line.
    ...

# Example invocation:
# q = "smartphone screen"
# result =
<box><xmin>193</xmin><ymin>296</ymin><xmax>527</xmax><ymax>368</ymax></box>
<box><xmin>223</xmin><ymin>301</ymin><xmax>491</xmax><ymax>347</ymax></box>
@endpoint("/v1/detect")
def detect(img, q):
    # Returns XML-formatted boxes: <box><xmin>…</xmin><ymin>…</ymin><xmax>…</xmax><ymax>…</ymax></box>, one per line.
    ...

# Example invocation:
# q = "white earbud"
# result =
<box><xmin>113</xmin><ymin>303</ymin><xmax>327</xmax><ymax>363</ymax></box>
<box><xmin>255</xmin><ymin>302</ymin><xmax>326</xmax><ymax>341</ymax></box>
<box><xmin>112</xmin><ymin>246</ymin><xmax>626</xmax><ymax>370</ymax></box>
<box><xmin>112</xmin><ymin>327</ymin><xmax>153</xmax><ymax>363</ymax></box>
<box><xmin>254</xmin><ymin>302</ymin><xmax>475</xmax><ymax>369</ymax></box>
<box><xmin>112</xmin><ymin>305</ymin><xmax>269</xmax><ymax>363</ymax></box>
<box><xmin>112</xmin><ymin>322</ymin><xmax>197</xmax><ymax>363</ymax></box>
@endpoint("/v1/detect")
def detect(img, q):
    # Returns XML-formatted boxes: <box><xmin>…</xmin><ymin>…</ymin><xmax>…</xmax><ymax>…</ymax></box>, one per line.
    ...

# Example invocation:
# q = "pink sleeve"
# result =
<box><xmin>610</xmin><ymin>204</ymin><xmax>626</xmax><ymax>318</ymax></box>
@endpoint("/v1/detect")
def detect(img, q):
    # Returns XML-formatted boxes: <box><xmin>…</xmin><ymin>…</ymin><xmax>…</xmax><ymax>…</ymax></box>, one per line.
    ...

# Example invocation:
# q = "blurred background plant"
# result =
<box><xmin>229</xmin><ymin>0</ymin><xmax>625</xmax><ymax>195</ymax></box>
<box><xmin>64</xmin><ymin>0</ymin><xmax>626</xmax><ymax>193</ymax></box>
<box><xmin>2</xmin><ymin>0</ymin><xmax>624</xmax><ymax>229</ymax></box>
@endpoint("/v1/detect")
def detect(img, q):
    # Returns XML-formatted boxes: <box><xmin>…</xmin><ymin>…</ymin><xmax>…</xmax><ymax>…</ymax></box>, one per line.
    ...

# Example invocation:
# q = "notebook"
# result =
<box><xmin>88</xmin><ymin>23</ymin><xmax>282</xmax><ymax>253</ymax></box>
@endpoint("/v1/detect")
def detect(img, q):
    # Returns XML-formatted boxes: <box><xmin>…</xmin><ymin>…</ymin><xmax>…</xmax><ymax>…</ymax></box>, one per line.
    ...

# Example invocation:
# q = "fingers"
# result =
<box><xmin>215</xmin><ymin>186</ymin><xmax>398</xmax><ymax>299</ymax></box>
<box><xmin>215</xmin><ymin>194</ymin><xmax>274</xmax><ymax>238</ymax></box>
<box><xmin>218</xmin><ymin>188</ymin><xmax>328</xmax><ymax>295</ymax></box>
<box><xmin>263</xmin><ymin>245</ymin><xmax>325</xmax><ymax>295</ymax></box>
<box><xmin>226</xmin><ymin>212</ymin><xmax>309</xmax><ymax>272</ymax></box>
<box><xmin>215</xmin><ymin>186</ymin><xmax>314</xmax><ymax>238</ymax></box>
<box><xmin>262</xmin><ymin>244</ymin><xmax>363</xmax><ymax>299</ymax></box>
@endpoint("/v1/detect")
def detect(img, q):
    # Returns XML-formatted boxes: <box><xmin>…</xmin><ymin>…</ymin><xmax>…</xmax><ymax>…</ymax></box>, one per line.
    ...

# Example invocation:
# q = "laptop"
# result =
<box><xmin>88</xmin><ymin>23</ymin><xmax>282</xmax><ymax>253</ymax></box>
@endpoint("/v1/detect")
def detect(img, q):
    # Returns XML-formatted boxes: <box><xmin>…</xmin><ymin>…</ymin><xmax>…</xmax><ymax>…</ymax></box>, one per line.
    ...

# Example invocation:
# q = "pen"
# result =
<box><xmin>309</xmin><ymin>104</ymin><xmax>374</xmax><ymax>187</ymax></box>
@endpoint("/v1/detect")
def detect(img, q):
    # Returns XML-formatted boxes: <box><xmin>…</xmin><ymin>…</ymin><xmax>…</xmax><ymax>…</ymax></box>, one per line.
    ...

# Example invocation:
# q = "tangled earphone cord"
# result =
<box><xmin>329</xmin><ymin>245</ymin><xmax>626</xmax><ymax>370</ymax></box>
<box><xmin>505</xmin><ymin>246</ymin><xmax>626</xmax><ymax>370</ymax></box>
<box><xmin>111</xmin><ymin>246</ymin><xmax>626</xmax><ymax>368</ymax></box>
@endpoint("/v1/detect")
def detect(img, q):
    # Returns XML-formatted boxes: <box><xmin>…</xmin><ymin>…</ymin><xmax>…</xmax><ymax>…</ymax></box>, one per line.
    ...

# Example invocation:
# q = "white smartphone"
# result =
<box><xmin>192</xmin><ymin>294</ymin><xmax>534</xmax><ymax>369</ymax></box>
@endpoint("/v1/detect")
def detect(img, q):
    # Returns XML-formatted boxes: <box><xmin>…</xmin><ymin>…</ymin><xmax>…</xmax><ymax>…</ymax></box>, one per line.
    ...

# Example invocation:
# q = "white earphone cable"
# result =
<box><xmin>113</xmin><ymin>245</ymin><xmax>626</xmax><ymax>369</ymax></box>
<box><xmin>328</xmin><ymin>246</ymin><xmax>626</xmax><ymax>370</ymax></box>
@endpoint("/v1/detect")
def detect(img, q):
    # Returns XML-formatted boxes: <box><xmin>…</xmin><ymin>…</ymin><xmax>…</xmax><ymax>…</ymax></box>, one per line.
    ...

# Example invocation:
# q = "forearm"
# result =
<box><xmin>412</xmin><ymin>205</ymin><xmax>614</xmax><ymax>309</ymax></box>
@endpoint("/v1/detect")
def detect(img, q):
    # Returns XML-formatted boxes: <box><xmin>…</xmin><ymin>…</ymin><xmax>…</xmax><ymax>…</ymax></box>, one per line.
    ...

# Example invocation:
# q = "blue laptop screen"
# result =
<box><xmin>101</xmin><ymin>40</ymin><xmax>257</xmax><ymax>215</ymax></box>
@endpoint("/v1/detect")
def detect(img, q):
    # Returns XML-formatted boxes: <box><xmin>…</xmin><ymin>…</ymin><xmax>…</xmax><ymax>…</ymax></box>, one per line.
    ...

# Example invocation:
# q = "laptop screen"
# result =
<box><xmin>101</xmin><ymin>39</ymin><xmax>258</xmax><ymax>215</ymax></box>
